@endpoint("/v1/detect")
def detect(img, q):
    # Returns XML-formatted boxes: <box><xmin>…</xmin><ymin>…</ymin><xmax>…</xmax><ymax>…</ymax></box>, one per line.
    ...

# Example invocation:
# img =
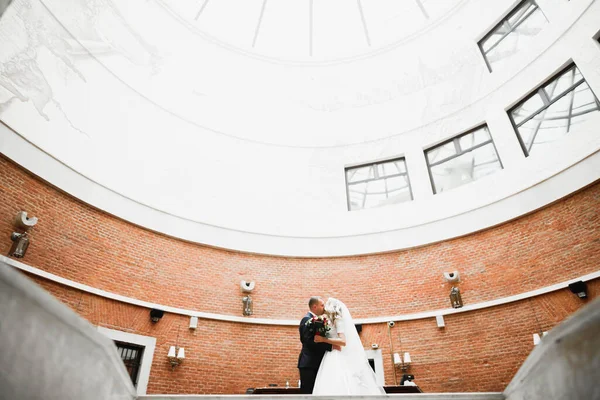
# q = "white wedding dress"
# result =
<box><xmin>312</xmin><ymin>298</ymin><xmax>385</xmax><ymax>395</ymax></box>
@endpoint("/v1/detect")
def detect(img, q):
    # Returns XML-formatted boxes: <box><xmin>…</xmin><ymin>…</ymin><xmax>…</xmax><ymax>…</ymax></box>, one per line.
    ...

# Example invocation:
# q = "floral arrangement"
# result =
<box><xmin>305</xmin><ymin>315</ymin><xmax>331</xmax><ymax>337</ymax></box>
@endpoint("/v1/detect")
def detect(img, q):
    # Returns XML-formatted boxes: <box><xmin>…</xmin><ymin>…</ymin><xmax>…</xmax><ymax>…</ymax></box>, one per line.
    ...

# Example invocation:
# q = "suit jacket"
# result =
<box><xmin>298</xmin><ymin>312</ymin><xmax>332</xmax><ymax>369</ymax></box>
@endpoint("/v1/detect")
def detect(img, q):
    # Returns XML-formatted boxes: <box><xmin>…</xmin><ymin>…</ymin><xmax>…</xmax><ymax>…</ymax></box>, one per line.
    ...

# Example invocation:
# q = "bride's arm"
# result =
<box><xmin>314</xmin><ymin>333</ymin><xmax>346</xmax><ymax>347</ymax></box>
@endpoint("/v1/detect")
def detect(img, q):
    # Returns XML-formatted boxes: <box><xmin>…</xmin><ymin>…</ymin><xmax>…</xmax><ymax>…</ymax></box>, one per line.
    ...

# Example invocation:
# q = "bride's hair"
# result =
<box><xmin>324</xmin><ymin>297</ymin><xmax>343</xmax><ymax>322</ymax></box>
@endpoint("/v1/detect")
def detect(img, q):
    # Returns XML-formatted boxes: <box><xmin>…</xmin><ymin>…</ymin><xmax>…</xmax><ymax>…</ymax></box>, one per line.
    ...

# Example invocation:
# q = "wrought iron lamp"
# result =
<box><xmin>241</xmin><ymin>280</ymin><xmax>255</xmax><ymax>316</ymax></box>
<box><xmin>242</xmin><ymin>295</ymin><xmax>253</xmax><ymax>316</ymax></box>
<box><xmin>9</xmin><ymin>211</ymin><xmax>38</xmax><ymax>258</ymax></box>
<box><xmin>449</xmin><ymin>287</ymin><xmax>463</xmax><ymax>308</ymax></box>
<box><xmin>9</xmin><ymin>232</ymin><xmax>29</xmax><ymax>258</ymax></box>
<box><xmin>393</xmin><ymin>352</ymin><xmax>411</xmax><ymax>372</ymax></box>
<box><xmin>167</xmin><ymin>346</ymin><xmax>185</xmax><ymax>369</ymax></box>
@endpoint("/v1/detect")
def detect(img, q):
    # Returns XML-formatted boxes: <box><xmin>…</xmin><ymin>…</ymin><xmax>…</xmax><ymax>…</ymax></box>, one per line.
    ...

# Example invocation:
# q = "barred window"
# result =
<box><xmin>509</xmin><ymin>64</ymin><xmax>600</xmax><ymax>156</ymax></box>
<box><xmin>346</xmin><ymin>158</ymin><xmax>412</xmax><ymax>211</ymax></box>
<box><xmin>426</xmin><ymin>126</ymin><xmax>502</xmax><ymax>194</ymax></box>
<box><xmin>479</xmin><ymin>0</ymin><xmax>547</xmax><ymax>72</ymax></box>
<box><xmin>115</xmin><ymin>341</ymin><xmax>144</xmax><ymax>386</ymax></box>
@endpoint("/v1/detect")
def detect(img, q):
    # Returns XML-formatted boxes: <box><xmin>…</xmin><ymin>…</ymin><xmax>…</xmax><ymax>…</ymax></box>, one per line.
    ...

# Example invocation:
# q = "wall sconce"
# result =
<box><xmin>9</xmin><ymin>211</ymin><xmax>38</xmax><ymax>259</ymax></box>
<box><xmin>443</xmin><ymin>271</ymin><xmax>460</xmax><ymax>283</ymax></box>
<box><xmin>449</xmin><ymin>287</ymin><xmax>463</xmax><ymax>308</ymax></box>
<box><xmin>240</xmin><ymin>280</ymin><xmax>255</xmax><ymax>292</ymax></box>
<box><xmin>167</xmin><ymin>346</ymin><xmax>185</xmax><ymax>369</ymax></box>
<box><xmin>568</xmin><ymin>281</ymin><xmax>587</xmax><ymax>299</ymax></box>
<box><xmin>242</xmin><ymin>295</ymin><xmax>253</xmax><ymax>316</ymax></box>
<box><xmin>150</xmin><ymin>309</ymin><xmax>164</xmax><ymax>323</ymax></box>
<box><xmin>393</xmin><ymin>352</ymin><xmax>411</xmax><ymax>371</ymax></box>
<box><xmin>9</xmin><ymin>232</ymin><xmax>29</xmax><ymax>258</ymax></box>
<box><xmin>189</xmin><ymin>316</ymin><xmax>198</xmax><ymax>330</ymax></box>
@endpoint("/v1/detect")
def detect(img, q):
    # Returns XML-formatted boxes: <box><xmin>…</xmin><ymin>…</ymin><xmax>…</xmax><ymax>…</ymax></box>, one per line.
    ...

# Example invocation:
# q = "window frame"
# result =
<box><xmin>478</xmin><ymin>0</ymin><xmax>545</xmax><ymax>72</ymax></box>
<box><xmin>425</xmin><ymin>125</ymin><xmax>503</xmax><ymax>194</ymax></box>
<box><xmin>97</xmin><ymin>327</ymin><xmax>156</xmax><ymax>396</ymax></box>
<box><xmin>508</xmin><ymin>63</ymin><xmax>600</xmax><ymax>156</ymax></box>
<box><xmin>345</xmin><ymin>157</ymin><xmax>413</xmax><ymax>211</ymax></box>
<box><xmin>115</xmin><ymin>341</ymin><xmax>145</xmax><ymax>387</ymax></box>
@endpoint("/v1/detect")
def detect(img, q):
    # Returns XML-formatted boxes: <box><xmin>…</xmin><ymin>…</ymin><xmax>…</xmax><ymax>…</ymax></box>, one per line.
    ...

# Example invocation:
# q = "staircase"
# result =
<box><xmin>139</xmin><ymin>394</ymin><xmax>505</xmax><ymax>400</ymax></box>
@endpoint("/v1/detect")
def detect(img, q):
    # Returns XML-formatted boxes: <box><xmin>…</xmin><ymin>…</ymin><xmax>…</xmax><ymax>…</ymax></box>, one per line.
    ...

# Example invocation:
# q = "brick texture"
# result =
<box><xmin>1</xmin><ymin>154</ymin><xmax>599</xmax><ymax>394</ymax></box>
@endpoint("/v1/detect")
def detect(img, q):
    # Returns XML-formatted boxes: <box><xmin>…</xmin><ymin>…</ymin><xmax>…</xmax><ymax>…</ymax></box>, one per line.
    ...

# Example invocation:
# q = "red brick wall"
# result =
<box><xmin>25</xmin><ymin>275</ymin><xmax>600</xmax><ymax>394</ymax></box>
<box><xmin>1</xmin><ymin>154</ymin><xmax>599</xmax><ymax>393</ymax></box>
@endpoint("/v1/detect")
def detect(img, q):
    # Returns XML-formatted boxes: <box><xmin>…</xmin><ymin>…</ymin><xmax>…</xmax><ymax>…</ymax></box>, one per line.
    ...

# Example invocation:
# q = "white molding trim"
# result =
<box><xmin>364</xmin><ymin>349</ymin><xmax>385</xmax><ymax>386</ymax></box>
<box><xmin>97</xmin><ymin>327</ymin><xmax>156</xmax><ymax>396</ymax></box>
<box><xmin>4</xmin><ymin>255</ymin><xmax>598</xmax><ymax>326</ymax></box>
<box><xmin>2</xmin><ymin>122</ymin><xmax>599</xmax><ymax>257</ymax></box>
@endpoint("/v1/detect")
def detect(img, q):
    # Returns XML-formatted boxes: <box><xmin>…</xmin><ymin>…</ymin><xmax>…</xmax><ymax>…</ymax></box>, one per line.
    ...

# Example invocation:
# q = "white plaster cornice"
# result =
<box><xmin>3</xmin><ymin>256</ymin><xmax>598</xmax><ymax>326</ymax></box>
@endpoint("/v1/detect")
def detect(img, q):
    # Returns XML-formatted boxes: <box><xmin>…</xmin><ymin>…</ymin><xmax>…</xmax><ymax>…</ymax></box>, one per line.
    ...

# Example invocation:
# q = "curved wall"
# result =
<box><xmin>1</xmin><ymin>155</ymin><xmax>599</xmax><ymax>318</ymax></box>
<box><xmin>1</xmin><ymin>0</ymin><xmax>599</xmax><ymax>256</ymax></box>
<box><xmin>24</xmin><ymin>275</ymin><xmax>600</xmax><ymax>394</ymax></box>
<box><xmin>1</xmin><ymin>155</ymin><xmax>599</xmax><ymax>393</ymax></box>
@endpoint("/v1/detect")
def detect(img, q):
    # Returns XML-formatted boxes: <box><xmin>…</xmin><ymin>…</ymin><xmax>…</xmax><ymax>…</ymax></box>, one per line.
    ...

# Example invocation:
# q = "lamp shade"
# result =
<box><xmin>393</xmin><ymin>353</ymin><xmax>402</xmax><ymax>365</ymax></box>
<box><xmin>177</xmin><ymin>347</ymin><xmax>185</xmax><ymax>360</ymax></box>
<box><xmin>403</xmin><ymin>352</ymin><xmax>411</xmax><ymax>364</ymax></box>
<box><xmin>168</xmin><ymin>346</ymin><xmax>176</xmax><ymax>358</ymax></box>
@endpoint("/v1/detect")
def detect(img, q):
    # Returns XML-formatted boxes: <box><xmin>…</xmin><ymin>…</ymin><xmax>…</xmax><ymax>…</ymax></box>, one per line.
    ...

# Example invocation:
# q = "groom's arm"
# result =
<box><xmin>300</xmin><ymin>316</ymin><xmax>332</xmax><ymax>352</ymax></box>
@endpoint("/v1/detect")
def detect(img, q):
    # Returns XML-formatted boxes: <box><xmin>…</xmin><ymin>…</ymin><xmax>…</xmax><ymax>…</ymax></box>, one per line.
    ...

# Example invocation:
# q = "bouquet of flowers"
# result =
<box><xmin>305</xmin><ymin>315</ymin><xmax>331</xmax><ymax>337</ymax></box>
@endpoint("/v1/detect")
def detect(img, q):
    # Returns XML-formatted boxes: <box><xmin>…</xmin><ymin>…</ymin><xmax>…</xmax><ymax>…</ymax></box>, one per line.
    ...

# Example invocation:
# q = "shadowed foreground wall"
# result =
<box><xmin>1</xmin><ymin>154</ymin><xmax>599</xmax><ymax>393</ymax></box>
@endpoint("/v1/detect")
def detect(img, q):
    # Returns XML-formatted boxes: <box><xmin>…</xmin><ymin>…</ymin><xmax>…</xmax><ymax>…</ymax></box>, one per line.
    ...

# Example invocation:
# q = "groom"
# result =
<box><xmin>298</xmin><ymin>296</ymin><xmax>338</xmax><ymax>394</ymax></box>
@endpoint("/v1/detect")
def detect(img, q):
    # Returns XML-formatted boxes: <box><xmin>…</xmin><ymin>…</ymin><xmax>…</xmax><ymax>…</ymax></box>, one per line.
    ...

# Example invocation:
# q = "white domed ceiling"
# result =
<box><xmin>159</xmin><ymin>0</ymin><xmax>466</xmax><ymax>64</ymax></box>
<box><xmin>1</xmin><ymin>0</ymin><xmax>599</xmax><ymax>256</ymax></box>
<box><xmin>0</xmin><ymin>0</ymin><xmax>490</xmax><ymax>148</ymax></box>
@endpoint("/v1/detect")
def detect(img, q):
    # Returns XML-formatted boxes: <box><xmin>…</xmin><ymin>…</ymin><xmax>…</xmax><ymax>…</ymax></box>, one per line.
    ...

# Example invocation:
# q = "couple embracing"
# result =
<box><xmin>297</xmin><ymin>296</ymin><xmax>385</xmax><ymax>395</ymax></box>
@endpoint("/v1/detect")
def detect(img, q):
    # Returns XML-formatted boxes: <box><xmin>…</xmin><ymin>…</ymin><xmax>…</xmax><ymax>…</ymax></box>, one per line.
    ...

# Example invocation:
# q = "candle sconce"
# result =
<box><xmin>9</xmin><ymin>211</ymin><xmax>38</xmax><ymax>258</ymax></box>
<box><xmin>393</xmin><ymin>352</ymin><xmax>412</xmax><ymax>372</ymax></box>
<box><xmin>167</xmin><ymin>346</ymin><xmax>185</xmax><ymax>369</ymax></box>
<box><xmin>449</xmin><ymin>287</ymin><xmax>463</xmax><ymax>309</ymax></box>
<box><xmin>241</xmin><ymin>280</ymin><xmax>255</xmax><ymax>316</ymax></box>
<box><xmin>242</xmin><ymin>295</ymin><xmax>253</xmax><ymax>316</ymax></box>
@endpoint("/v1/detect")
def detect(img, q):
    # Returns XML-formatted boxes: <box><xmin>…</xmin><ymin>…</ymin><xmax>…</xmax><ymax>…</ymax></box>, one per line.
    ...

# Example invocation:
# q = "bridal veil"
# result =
<box><xmin>313</xmin><ymin>298</ymin><xmax>385</xmax><ymax>395</ymax></box>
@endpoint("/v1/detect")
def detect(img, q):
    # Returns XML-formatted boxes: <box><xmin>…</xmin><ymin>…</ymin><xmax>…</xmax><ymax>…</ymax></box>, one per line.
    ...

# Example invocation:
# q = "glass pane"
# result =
<box><xmin>385</xmin><ymin>175</ymin><xmax>410</xmax><ymax>193</ymax></box>
<box><xmin>379</xmin><ymin>160</ymin><xmax>407</xmax><ymax>177</ymax></box>
<box><xmin>364</xmin><ymin>193</ymin><xmax>389</xmax><ymax>209</ymax></box>
<box><xmin>571</xmin><ymin>83</ymin><xmax>598</xmax><ymax>112</ymax></box>
<box><xmin>543</xmin><ymin>66</ymin><xmax>582</xmax><ymax>101</ymax></box>
<box><xmin>430</xmin><ymin>144</ymin><xmax>501</xmax><ymax>193</ymax></box>
<box><xmin>459</xmin><ymin>127</ymin><xmax>491</xmax><ymax>151</ymax></box>
<box><xmin>347</xmin><ymin>165</ymin><xmax>374</xmax><ymax>183</ymax></box>
<box><xmin>348</xmin><ymin>172</ymin><xmax>412</xmax><ymax>210</ymax></box>
<box><xmin>380</xmin><ymin>189</ymin><xmax>412</xmax><ymax>206</ymax></box>
<box><xmin>507</xmin><ymin>1</ymin><xmax>536</xmax><ymax>27</ymax></box>
<box><xmin>348</xmin><ymin>182</ymin><xmax>367</xmax><ymax>210</ymax></box>
<box><xmin>482</xmin><ymin>4</ymin><xmax>546</xmax><ymax>71</ymax></box>
<box><xmin>481</xmin><ymin>22</ymin><xmax>510</xmax><ymax>52</ymax></box>
<box><xmin>426</xmin><ymin>140</ymin><xmax>456</xmax><ymax>164</ymax></box>
<box><xmin>511</xmin><ymin>93</ymin><xmax>544</xmax><ymax>125</ymax></box>
<box><xmin>518</xmin><ymin>84</ymin><xmax>600</xmax><ymax>154</ymax></box>
<box><xmin>368</xmin><ymin>179</ymin><xmax>387</xmax><ymax>194</ymax></box>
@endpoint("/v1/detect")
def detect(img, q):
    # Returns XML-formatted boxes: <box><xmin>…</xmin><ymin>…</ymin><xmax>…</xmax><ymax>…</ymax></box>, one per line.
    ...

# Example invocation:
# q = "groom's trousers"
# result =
<box><xmin>299</xmin><ymin>368</ymin><xmax>318</xmax><ymax>394</ymax></box>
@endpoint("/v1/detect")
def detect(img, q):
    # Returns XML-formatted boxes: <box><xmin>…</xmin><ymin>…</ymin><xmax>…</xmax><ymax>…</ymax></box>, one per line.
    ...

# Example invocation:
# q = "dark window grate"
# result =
<box><xmin>115</xmin><ymin>341</ymin><xmax>144</xmax><ymax>386</ymax></box>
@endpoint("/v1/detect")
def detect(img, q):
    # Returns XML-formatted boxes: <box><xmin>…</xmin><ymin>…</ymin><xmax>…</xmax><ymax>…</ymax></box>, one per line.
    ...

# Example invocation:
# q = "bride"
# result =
<box><xmin>312</xmin><ymin>298</ymin><xmax>385</xmax><ymax>395</ymax></box>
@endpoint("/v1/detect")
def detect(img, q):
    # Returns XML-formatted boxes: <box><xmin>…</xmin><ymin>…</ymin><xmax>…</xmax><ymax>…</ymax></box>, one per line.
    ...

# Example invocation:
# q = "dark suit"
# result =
<box><xmin>298</xmin><ymin>312</ymin><xmax>332</xmax><ymax>394</ymax></box>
